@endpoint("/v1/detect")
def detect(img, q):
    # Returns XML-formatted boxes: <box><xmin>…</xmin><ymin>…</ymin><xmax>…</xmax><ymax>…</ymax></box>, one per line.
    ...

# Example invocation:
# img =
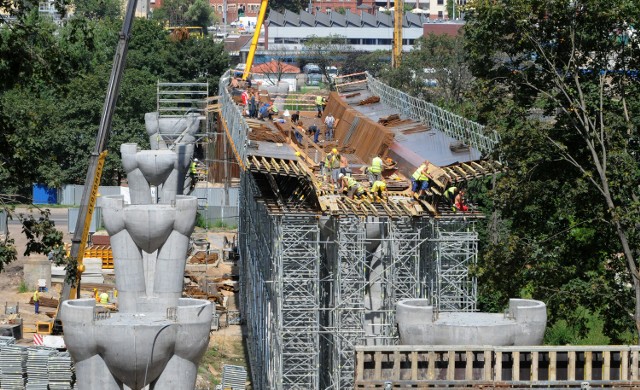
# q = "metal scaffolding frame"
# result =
<box><xmin>429</xmin><ymin>219</ymin><xmax>478</xmax><ymax>313</ymax></box>
<box><xmin>219</xmin><ymin>70</ymin><xmax>481</xmax><ymax>390</ymax></box>
<box><xmin>329</xmin><ymin>216</ymin><xmax>367</xmax><ymax>389</ymax></box>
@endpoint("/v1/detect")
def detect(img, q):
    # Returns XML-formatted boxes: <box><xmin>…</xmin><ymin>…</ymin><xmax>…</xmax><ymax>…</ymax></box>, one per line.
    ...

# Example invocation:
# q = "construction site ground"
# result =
<box><xmin>0</xmin><ymin>207</ymin><xmax>249</xmax><ymax>389</ymax></box>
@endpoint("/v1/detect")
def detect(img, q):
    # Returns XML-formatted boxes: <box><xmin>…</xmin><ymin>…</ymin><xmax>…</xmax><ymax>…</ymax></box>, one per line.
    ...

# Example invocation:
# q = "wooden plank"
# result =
<box><xmin>446</xmin><ymin>350</ymin><xmax>455</xmax><ymax>380</ymax></box>
<box><xmin>622</xmin><ymin>350</ymin><xmax>629</xmax><ymax>380</ymax></box>
<box><xmin>356</xmin><ymin>350</ymin><xmax>365</xmax><ymax>381</ymax></box>
<box><xmin>465</xmin><ymin>351</ymin><xmax>473</xmax><ymax>380</ymax></box>
<box><xmin>411</xmin><ymin>351</ymin><xmax>418</xmax><ymax>380</ymax></box>
<box><xmin>531</xmin><ymin>351</ymin><xmax>539</xmax><ymax>381</ymax></box>
<box><xmin>483</xmin><ymin>349</ymin><xmax>492</xmax><ymax>381</ymax></box>
<box><xmin>603</xmin><ymin>350</ymin><xmax>610</xmax><ymax>380</ymax></box>
<box><xmin>427</xmin><ymin>351</ymin><xmax>436</xmax><ymax>380</ymax></box>
<box><xmin>585</xmin><ymin>351</ymin><xmax>592</xmax><ymax>380</ymax></box>
<box><xmin>568</xmin><ymin>351</ymin><xmax>576</xmax><ymax>381</ymax></box>
<box><xmin>392</xmin><ymin>351</ymin><xmax>401</xmax><ymax>380</ymax></box>
<box><xmin>374</xmin><ymin>351</ymin><xmax>382</xmax><ymax>380</ymax></box>
<box><xmin>549</xmin><ymin>351</ymin><xmax>557</xmax><ymax>381</ymax></box>
<box><xmin>512</xmin><ymin>351</ymin><xmax>520</xmax><ymax>381</ymax></box>
<box><xmin>632</xmin><ymin>349</ymin><xmax>639</xmax><ymax>380</ymax></box>
<box><xmin>495</xmin><ymin>351</ymin><xmax>502</xmax><ymax>381</ymax></box>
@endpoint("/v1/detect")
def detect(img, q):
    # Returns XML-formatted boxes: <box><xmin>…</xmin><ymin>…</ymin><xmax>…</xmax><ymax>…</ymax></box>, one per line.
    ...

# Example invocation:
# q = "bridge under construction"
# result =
<box><xmin>211</xmin><ymin>71</ymin><xmax>504</xmax><ymax>389</ymax></box>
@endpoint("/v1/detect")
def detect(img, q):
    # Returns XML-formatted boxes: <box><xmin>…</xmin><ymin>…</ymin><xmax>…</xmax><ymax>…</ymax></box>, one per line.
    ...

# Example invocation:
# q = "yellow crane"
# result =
<box><xmin>392</xmin><ymin>0</ymin><xmax>404</xmax><ymax>68</ymax></box>
<box><xmin>242</xmin><ymin>0</ymin><xmax>269</xmax><ymax>80</ymax></box>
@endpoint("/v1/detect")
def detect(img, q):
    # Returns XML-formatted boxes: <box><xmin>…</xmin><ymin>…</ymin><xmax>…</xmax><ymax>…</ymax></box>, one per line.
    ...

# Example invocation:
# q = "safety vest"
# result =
<box><xmin>444</xmin><ymin>186</ymin><xmax>457</xmax><ymax>199</ymax></box>
<box><xmin>100</xmin><ymin>293</ymin><xmax>109</xmax><ymax>304</ymax></box>
<box><xmin>190</xmin><ymin>162</ymin><xmax>197</xmax><ymax>174</ymax></box>
<box><xmin>271</xmin><ymin>106</ymin><xmax>279</xmax><ymax>113</ymax></box>
<box><xmin>371</xmin><ymin>180</ymin><xmax>386</xmax><ymax>193</ymax></box>
<box><xmin>33</xmin><ymin>291</ymin><xmax>39</xmax><ymax>302</ymax></box>
<box><xmin>346</xmin><ymin>176</ymin><xmax>358</xmax><ymax>189</ymax></box>
<box><xmin>326</xmin><ymin>153</ymin><xmax>341</xmax><ymax>169</ymax></box>
<box><xmin>369</xmin><ymin>156</ymin><xmax>383</xmax><ymax>174</ymax></box>
<box><xmin>316</xmin><ymin>96</ymin><xmax>324</xmax><ymax>105</ymax></box>
<box><xmin>412</xmin><ymin>164</ymin><xmax>428</xmax><ymax>181</ymax></box>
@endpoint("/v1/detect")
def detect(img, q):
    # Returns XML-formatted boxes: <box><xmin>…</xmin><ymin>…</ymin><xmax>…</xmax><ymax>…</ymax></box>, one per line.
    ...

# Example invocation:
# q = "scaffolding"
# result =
<box><xmin>219</xmin><ymin>70</ymin><xmax>482</xmax><ymax>390</ymax></box>
<box><xmin>429</xmin><ymin>219</ymin><xmax>479</xmax><ymax>313</ymax></box>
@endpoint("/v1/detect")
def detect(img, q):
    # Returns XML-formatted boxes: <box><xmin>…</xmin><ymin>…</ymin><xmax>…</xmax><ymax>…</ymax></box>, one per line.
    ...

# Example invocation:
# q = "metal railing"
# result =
<box><xmin>366</xmin><ymin>72</ymin><xmax>500</xmax><ymax>156</ymax></box>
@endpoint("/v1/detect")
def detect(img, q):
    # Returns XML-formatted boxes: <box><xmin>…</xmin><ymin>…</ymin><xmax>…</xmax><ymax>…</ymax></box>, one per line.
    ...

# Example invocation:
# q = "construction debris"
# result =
<box><xmin>357</xmin><ymin>96</ymin><xmax>380</xmax><ymax>105</ymax></box>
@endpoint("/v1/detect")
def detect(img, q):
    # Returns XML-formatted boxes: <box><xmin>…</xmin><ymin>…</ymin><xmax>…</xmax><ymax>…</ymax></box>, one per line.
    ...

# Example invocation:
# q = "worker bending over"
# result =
<box><xmin>411</xmin><ymin>161</ymin><xmax>431</xmax><ymax>199</ymax></box>
<box><xmin>454</xmin><ymin>189</ymin><xmax>468</xmax><ymax>212</ymax></box>
<box><xmin>325</xmin><ymin>148</ymin><xmax>342</xmax><ymax>189</ymax></box>
<box><xmin>443</xmin><ymin>186</ymin><xmax>459</xmax><ymax>211</ymax></box>
<box><xmin>339</xmin><ymin>174</ymin><xmax>366</xmax><ymax>199</ymax></box>
<box><xmin>370</xmin><ymin>180</ymin><xmax>388</xmax><ymax>201</ymax></box>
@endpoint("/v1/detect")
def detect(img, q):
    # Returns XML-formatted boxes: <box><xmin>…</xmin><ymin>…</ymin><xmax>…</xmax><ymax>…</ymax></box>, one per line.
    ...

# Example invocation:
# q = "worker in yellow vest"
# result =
<box><xmin>315</xmin><ymin>95</ymin><xmax>325</xmax><ymax>117</ymax></box>
<box><xmin>325</xmin><ymin>148</ymin><xmax>342</xmax><ymax>189</ymax></box>
<box><xmin>99</xmin><ymin>292</ymin><xmax>109</xmax><ymax>304</ymax></box>
<box><xmin>370</xmin><ymin>180</ymin><xmax>388</xmax><ymax>201</ymax></box>
<box><xmin>33</xmin><ymin>290</ymin><xmax>40</xmax><ymax>314</ymax></box>
<box><xmin>340</xmin><ymin>174</ymin><xmax>366</xmax><ymax>199</ymax></box>
<box><xmin>411</xmin><ymin>160</ymin><xmax>431</xmax><ymax>199</ymax></box>
<box><xmin>367</xmin><ymin>155</ymin><xmax>383</xmax><ymax>183</ymax></box>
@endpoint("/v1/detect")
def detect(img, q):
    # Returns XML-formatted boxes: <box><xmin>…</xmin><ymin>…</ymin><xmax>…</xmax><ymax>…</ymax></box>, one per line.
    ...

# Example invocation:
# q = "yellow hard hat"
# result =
<box><xmin>295</xmin><ymin>151</ymin><xmax>301</xmax><ymax>157</ymax></box>
<box><xmin>332</xmin><ymin>148</ymin><xmax>338</xmax><ymax>154</ymax></box>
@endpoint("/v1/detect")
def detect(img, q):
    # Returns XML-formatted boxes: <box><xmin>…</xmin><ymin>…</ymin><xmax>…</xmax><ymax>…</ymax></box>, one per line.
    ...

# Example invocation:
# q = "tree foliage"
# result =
<box><xmin>302</xmin><ymin>35</ymin><xmax>352</xmax><ymax>89</ymax></box>
<box><xmin>464</xmin><ymin>0</ymin><xmax>640</xmax><ymax>342</ymax></box>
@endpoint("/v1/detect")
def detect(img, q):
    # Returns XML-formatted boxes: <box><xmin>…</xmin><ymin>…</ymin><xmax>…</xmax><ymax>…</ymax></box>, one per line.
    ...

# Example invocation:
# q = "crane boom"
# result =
<box><xmin>392</xmin><ymin>0</ymin><xmax>403</xmax><ymax>68</ymax></box>
<box><xmin>53</xmin><ymin>0</ymin><xmax>139</xmax><ymax>333</ymax></box>
<box><xmin>242</xmin><ymin>0</ymin><xmax>269</xmax><ymax>80</ymax></box>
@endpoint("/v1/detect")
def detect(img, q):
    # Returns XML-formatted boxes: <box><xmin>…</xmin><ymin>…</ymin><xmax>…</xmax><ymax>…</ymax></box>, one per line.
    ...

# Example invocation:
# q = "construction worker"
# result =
<box><xmin>190</xmin><ymin>159</ymin><xmax>198</xmax><ymax>190</ymax></box>
<box><xmin>325</xmin><ymin>148</ymin><xmax>342</xmax><ymax>189</ymax></box>
<box><xmin>324</xmin><ymin>113</ymin><xmax>335</xmax><ymax>141</ymax></box>
<box><xmin>99</xmin><ymin>292</ymin><xmax>109</xmax><ymax>304</ymax></box>
<box><xmin>315</xmin><ymin>95</ymin><xmax>324</xmax><ymax>117</ymax></box>
<box><xmin>294</xmin><ymin>123</ymin><xmax>304</xmax><ymax>144</ymax></box>
<box><xmin>411</xmin><ymin>160</ymin><xmax>431</xmax><ymax>199</ymax></box>
<box><xmin>309</xmin><ymin>123</ymin><xmax>320</xmax><ymax>143</ymax></box>
<box><xmin>454</xmin><ymin>189</ymin><xmax>469</xmax><ymax>212</ymax></box>
<box><xmin>443</xmin><ymin>186</ymin><xmax>459</xmax><ymax>211</ymax></box>
<box><xmin>340</xmin><ymin>174</ymin><xmax>366</xmax><ymax>199</ymax></box>
<box><xmin>94</xmin><ymin>288</ymin><xmax>100</xmax><ymax>303</ymax></box>
<box><xmin>370</xmin><ymin>180</ymin><xmax>388</xmax><ymax>201</ymax></box>
<box><xmin>33</xmin><ymin>289</ymin><xmax>39</xmax><ymax>314</ymax></box>
<box><xmin>367</xmin><ymin>154</ymin><xmax>384</xmax><ymax>183</ymax></box>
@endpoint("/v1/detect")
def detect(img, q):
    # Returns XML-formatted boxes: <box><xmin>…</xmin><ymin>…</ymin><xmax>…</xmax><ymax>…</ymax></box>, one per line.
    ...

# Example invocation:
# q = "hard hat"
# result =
<box><xmin>339</xmin><ymin>173</ymin><xmax>345</xmax><ymax>179</ymax></box>
<box><xmin>295</xmin><ymin>151</ymin><xmax>301</xmax><ymax>157</ymax></box>
<box><xmin>194</xmin><ymin>158</ymin><xmax>198</xmax><ymax>162</ymax></box>
<box><xmin>332</xmin><ymin>148</ymin><xmax>338</xmax><ymax>154</ymax></box>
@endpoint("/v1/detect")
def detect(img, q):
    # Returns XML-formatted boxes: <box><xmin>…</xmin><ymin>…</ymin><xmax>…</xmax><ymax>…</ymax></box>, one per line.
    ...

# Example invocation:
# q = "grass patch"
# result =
<box><xmin>18</xmin><ymin>280</ymin><xmax>29</xmax><ymax>293</ymax></box>
<box><xmin>198</xmin><ymin>335</ymin><xmax>247</xmax><ymax>386</ymax></box>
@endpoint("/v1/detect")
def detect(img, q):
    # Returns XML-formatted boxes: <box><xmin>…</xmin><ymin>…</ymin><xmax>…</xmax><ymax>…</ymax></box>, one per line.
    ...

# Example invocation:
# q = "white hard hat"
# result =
<box><xmin>194</xmin><ymin>158</ymin><xmax>198</xmax><ymax>161</ymax></box>
<box><xmin>338</xmin><ymin>173</ymin><xmax>345</xmax><ymax>179</ymax></box>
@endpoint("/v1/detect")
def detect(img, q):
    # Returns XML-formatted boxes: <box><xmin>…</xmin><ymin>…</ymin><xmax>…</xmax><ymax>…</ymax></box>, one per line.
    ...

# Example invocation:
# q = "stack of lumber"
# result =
<box><xmin>357</xmin><ymin>96</ymin><xmax>380</xmax><ymax>105</ymax></box>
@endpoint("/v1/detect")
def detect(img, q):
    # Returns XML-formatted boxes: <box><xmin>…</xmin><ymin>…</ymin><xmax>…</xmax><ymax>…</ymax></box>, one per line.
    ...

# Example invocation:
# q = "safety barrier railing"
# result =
<box><xmin>365</xmin><ymin>72</ymin><xmax>500</xmax><ymax>156</ymax></box>
<box><xmin>218</xmin><ymin>71</ymin><xmax>250</xmax><ymax>170</ymax></box>
<box><xmin>355</xmin><ymin>345</ymin><xmax>640</xmax><ymax>388</ymax></box>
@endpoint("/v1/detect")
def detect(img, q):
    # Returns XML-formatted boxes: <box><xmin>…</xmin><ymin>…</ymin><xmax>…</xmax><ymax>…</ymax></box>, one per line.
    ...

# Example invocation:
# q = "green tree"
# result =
<box><xmin>269</xmin><ymin>0</ymin><xmax>305</xmax><ymax>13</ymax></box>
<box><xmin>465</xmin><ymin>0</ymin><xmax>640</xmax><ymax>341</ymax></box>
<box><xmin>184</xmin><ymin>0</ymin><xmax>214</xmax><ymax>30</ymax></box>
<box><xmin>73</xmin><ymin>0</ymin><xmax>121</xmax><ymax>19</ymax></box>
<box><xmin>303</xmin><ymin>35</ymin><xmax>352</xmax><ymax>89</ymax></box>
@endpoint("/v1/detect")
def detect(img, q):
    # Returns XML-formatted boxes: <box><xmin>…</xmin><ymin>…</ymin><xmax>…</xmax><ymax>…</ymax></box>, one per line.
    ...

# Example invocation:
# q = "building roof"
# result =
<box><xmin>266</xmin><ymin>9</ymin><xmax>434</xmax><ymax>28</ymax></box>
<box><xmin>251</xmin><ymin>60</ymin><xmax>301</xmax><ymax>74</ymax></box>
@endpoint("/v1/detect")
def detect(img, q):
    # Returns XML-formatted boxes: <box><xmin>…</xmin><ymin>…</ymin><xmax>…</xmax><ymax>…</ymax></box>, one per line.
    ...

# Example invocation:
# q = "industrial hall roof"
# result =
<box><xmin>266</xmin><ymin>9</ymin><xmax>433</xmax><ymax>29</ymax></box>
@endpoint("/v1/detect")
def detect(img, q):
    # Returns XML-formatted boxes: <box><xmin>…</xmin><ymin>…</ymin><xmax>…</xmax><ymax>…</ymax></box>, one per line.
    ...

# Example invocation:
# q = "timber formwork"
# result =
<box><xmin>220</xmin><ymin>71</ymin><xmax>484</xmax><ymax>390</ymax></box>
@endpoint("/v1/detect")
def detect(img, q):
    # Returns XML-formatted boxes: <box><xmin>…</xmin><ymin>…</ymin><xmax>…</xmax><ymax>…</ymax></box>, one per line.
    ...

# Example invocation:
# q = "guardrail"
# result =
<box><xmin>366</xmin><ymin>72</ymin><xmax>500</xmax><ymax>156</ymax></box>
<box><xmin>356</xmin><ymin>345</ymin><xmax>640</xmax><ymax>388</ymax></box>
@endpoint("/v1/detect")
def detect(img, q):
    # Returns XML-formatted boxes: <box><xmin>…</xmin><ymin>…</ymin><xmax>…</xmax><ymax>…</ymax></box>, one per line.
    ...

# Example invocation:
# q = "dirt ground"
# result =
<box><xmin>0</xmin><ymin>207</ymin><xmax>71</xmax><ymax>344</ymax></box>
